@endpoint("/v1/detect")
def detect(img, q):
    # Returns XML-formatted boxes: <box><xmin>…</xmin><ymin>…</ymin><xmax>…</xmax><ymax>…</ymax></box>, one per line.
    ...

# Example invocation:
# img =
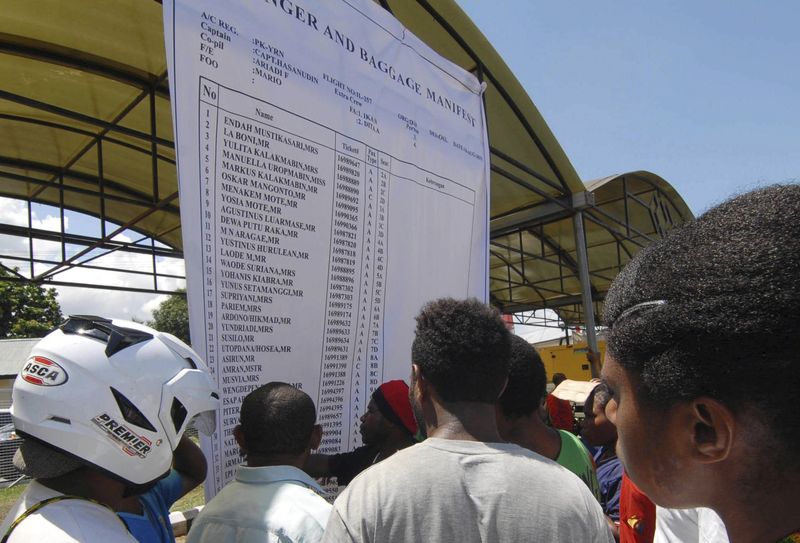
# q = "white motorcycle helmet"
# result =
<box><xmin>11</xmin><ymin>315</ymin><xmax>219</xmax><ymax>486</ymax></box>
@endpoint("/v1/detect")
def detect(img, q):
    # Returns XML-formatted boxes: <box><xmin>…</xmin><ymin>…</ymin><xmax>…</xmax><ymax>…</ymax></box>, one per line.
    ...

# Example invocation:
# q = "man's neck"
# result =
<box><xmin>715</xmin><ymin>471</ymin><xmax>800</xmax><ymax>543</ymax></box>
<box><xmin>722</xmin><ymin>505</ymin><xmax>800</xmax><ymax>543</ymax></box>
<box><xmin>427</xmin><ymin>401</ymin><xmax>504</xmax><ymax>442</ymax></box>
<box><xmin>504</xmin><ymin>416</ymin><xmax>562</xmax><ymax>460</ymax></box>
<box><xmin>246</xmin><ymin>452</ymin><xmax>305</xmax><ymax>469</ymax></box>
<box><xmin>39</xmin><ymin>469</ymin><xmax>127</xmax><ymax>510</ymax></box>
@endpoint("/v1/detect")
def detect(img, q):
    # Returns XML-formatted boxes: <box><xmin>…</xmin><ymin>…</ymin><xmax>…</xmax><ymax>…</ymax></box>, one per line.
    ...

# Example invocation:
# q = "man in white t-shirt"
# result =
<box><xmin>322</xmin><ymin>298</ymin><xmax>613</xmax><ymax>543</ymax></box>
<box><xmin>0</xmin><ymin>316</ymin><xmax>219</xmax><ymax>542</ymax></box>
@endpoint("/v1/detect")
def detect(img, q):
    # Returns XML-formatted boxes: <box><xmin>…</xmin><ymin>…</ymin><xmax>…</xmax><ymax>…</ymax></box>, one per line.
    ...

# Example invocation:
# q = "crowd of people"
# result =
<box><xmin>1</xmin><ymin>184</ymin><xmax>798</xmax><ymax>542</ymax></box>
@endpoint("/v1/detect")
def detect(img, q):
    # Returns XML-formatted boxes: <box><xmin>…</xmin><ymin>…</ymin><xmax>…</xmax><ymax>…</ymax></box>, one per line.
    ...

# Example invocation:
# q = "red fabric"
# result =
<box><xmin>546</xmin><ymin>393</ymin><xmax>574</xmax><ymax>431</ymax></box>
<box><xmin>375</xmin><ymin>380</ymin><xmax>418</xmax><ymax>435</ymax></box>
<box><xmin>619</xmin><ymin>472</ymin><xmax>655</xmax><ymax>543</ymax></box>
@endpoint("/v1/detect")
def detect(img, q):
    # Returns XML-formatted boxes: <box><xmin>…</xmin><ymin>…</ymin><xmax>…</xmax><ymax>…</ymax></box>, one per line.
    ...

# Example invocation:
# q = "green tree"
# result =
<box><xmin>0</xmin><ymin>268</ymin><xmax>63</xmax><ymax>338</ymax></box>
<box><xmin>149</xmin><ymin>289</ymin><xmax>190</xmax><ymax>344</ymax></box>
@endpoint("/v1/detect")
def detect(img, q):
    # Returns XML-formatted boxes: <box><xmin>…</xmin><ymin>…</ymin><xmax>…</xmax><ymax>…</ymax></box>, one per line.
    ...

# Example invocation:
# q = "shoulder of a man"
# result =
<box><xmin>191</xmin><ymin>469</ymin><xmax>332</xmax><ymax>543</ymax></box>
<box><xmin>324</xmin><ymin>440</ymin><xmax>613</xmax><ymax>543</ymax></box>
<box><xmin>558</xmin><ymin>430</ymin><xmax>594</xmax><ymax>461</ymax></box>
<box><xmin>508</xmin><ymin>452</ymin><xmax>613</xmax><ymax>542</ymax></box>
<box><xmin>322</xmin><ymin>441</ymin><xmax>435</xmax><ymax>538</ymax></box>
<box><xmin>1</xmin><ymin>483</ymin><xmax>135</xmax><ymax>543</ymax></box>
<box><xmin>337</xmin><ymin>439</ymin><xmax>565</xmax><ymax>497</ymax></box>
<box><xmin>138</xmin><ymin>469</ymin><xmax>184</xmax><ymax>514</ymax></box>
<box><xmin>340</xmin><ymin>440</ymin><xmax>427</xmax><ymax>486</ymax></box>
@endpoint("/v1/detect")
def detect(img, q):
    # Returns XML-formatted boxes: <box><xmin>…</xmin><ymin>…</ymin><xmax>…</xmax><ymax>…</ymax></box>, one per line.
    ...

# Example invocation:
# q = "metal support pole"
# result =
<box><xmin>572</xmin><ymin>208</ymin><xmax>600</xmax><ymax>378</ymax></box>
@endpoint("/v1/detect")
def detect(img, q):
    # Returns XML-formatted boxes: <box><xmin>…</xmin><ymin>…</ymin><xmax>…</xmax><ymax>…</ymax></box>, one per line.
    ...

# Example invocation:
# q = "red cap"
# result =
<box><xmin>372</xmin><ymin>380</ymin><xmax>418</xmax><ymax>436</ymax></box>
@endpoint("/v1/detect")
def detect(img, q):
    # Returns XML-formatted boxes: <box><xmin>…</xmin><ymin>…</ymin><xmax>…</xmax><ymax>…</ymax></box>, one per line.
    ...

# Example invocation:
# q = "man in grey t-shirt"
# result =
<box><xmin>322</xmin><ymin>298</ymin><xmax>613</xmax><ymax>543</ymax></box>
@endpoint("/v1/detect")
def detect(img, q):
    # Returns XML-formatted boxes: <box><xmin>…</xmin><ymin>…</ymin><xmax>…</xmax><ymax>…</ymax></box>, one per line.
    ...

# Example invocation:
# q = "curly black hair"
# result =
<box><xmin>552</xmin><ymin>373</ymin><xmax>567</xmax><ymax>387</ymax></box>
<box><xmin>411</xmin><ymin>297</ymin><xmax>511</xmax><ymax>403</ymax></box>
<box><xmin>239</xmin><ymin>382</ymin><xmax>316</xmax><ymax>456</ymax></box>
<box><xmin>603</xmin><ymin>184</ymin><xmax>800</xmax><ymax>454</ymax></box>
<box><xmin>498</xmin><ymin>335</ymin><xmax>547</xmax><ymax>419</ymax></box>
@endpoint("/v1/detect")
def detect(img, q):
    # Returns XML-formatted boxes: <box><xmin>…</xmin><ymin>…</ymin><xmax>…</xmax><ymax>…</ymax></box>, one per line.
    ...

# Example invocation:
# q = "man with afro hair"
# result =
<box><xmin>323</xmin><ymin>298</ymin><xmax>612</xmax><ymax>542</ymax></box>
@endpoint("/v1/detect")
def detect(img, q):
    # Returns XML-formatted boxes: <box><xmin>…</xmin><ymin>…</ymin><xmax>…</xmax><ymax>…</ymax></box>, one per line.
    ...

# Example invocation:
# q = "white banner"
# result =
<box><xmin>164</xmin><ymin>0</ymin><xmax>489</xmax><ymax>495</ymax></box>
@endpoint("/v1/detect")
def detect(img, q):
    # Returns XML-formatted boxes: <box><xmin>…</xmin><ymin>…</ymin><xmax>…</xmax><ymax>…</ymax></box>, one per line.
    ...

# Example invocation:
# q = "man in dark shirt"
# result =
<box><xmin>305</xmin><ymin>380</ymin><xmax>417</xmax><ymax>486</ymax></box>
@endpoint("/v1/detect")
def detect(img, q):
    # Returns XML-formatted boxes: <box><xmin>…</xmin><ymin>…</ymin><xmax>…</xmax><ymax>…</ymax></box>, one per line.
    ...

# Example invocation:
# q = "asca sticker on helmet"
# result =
<box><xmin>21</xmin><ymin>356</ymin><xmax>68</xmax><ymax>386</ymax></box>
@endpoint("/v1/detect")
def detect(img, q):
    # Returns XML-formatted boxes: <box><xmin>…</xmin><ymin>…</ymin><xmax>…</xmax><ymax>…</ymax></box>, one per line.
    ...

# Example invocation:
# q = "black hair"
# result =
<box><xmin>411</xmin><ymin>297</ymin><xmax>511</xmax><ymax>403</ymax></box>
<box><xmin>552</xmin><ymin>373</ymin><xmax>567</xmax><ymax>387</ymax></box>
<box><xmin>239</xmin><ymin>382</ymin><xmax>316</xmax><ymax>456</ymax></box>
<box><xmin>603</xmin><ymin>184</ymin><xmax>800</xmax><ymax>454</ymax></box>
<box><xmin>498</xmin><ymin>335</ymin><xmax>547</xmax><ymax>419</ymax></box>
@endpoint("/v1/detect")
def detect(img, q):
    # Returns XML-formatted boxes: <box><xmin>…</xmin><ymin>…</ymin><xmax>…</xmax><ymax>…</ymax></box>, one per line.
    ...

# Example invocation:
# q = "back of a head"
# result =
<box><xmin>603</xmin><ymin>184</ymin><xmax>800</xmax><ymax>456</ymax></box>
<box><xmin>240</xmin><ymin>382</ymin><xmax>316</xmax><ymax>456</ymax></box>
<box><xmin>372</xmin><ymin>380</ymin><xmax>418</xmax><ymax>436</ymax></box>
<box><xmin>498</xmin><ymin>335</ymin><xmax>547</xmax><ymax>419</ymax></box>
<box><xmin>11</xmin><ymin>315</ymin><xmax>219</xmax><ymax>487</ymax></box>
<box><xmin>411</xmin><ymin>297</ymin><xmax>511</xmax><ymax>403</ymax></box>
<box><xmin>552</xmin><ymin>373</ymin><xmax>567</xmax><ymax>388</ymax></box>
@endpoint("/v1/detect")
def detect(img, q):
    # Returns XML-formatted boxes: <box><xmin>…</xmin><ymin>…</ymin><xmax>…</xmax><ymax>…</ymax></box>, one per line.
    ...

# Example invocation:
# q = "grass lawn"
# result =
<box><xmin>170</xmin><ymin>483</ymin><xmax>205</xmax><ymax>513</ymax></box>
<box><xmin>0</xmin><ymin>484</ymin><xmax>25</xmax><ymax>520</ymax></box>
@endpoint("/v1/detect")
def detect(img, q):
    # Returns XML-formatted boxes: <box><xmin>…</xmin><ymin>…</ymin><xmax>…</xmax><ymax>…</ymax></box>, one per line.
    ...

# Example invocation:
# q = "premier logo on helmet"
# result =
<box><xmin>92</xmin><ymin>413</ymin><xmax>153</xmax><ymax>458</ymax></box>
<box><xmin>21</xmin><ymin>356</ymin><xmax>68</xmax><ymax>386</ymax></box>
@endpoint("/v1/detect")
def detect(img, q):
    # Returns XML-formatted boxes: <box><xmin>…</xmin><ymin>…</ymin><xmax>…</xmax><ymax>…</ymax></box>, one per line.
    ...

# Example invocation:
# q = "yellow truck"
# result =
<box><xmin>537</xmin><ymin>340</ymin><xmax>606</xmax><ymax>382</ymax></box>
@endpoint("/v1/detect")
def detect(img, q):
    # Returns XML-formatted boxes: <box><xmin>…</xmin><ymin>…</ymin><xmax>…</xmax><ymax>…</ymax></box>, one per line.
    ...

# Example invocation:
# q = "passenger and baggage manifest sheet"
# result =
<box><xmin>165</xmin><ymin>0</ymin><xmax>489</xmax><ymax>494</ymax></box>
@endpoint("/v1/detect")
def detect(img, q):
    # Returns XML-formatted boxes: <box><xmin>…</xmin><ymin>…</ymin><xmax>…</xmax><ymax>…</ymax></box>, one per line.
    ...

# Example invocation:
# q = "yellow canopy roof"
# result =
<box><xmin>491</xmin><ymin>171</ymin><xmax>692</xmax><ymax>323</ymax></box>
<box><xmin>0</xmin><ymin>1</ymin><xmax>179</xmax><ymax>245</ymax></box>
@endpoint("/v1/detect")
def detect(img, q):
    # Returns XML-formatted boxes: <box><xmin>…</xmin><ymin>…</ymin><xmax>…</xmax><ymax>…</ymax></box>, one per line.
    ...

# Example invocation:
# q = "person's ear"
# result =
<box><xmin>411</xmin><ymin>364</ymin><xmax>426</xmax><ymax>401</ymax></box>
<box><xmin>605</xmin><ymin>398</ymin><xmax>618</xmax><ymax>426</ymax></box>
<box><xmin>688</xmin><ymin>397</ymin><xmax>735</xmax><ymax>463</ymax></box>
<box><xmin>496</xmin><ymin>376</ymin><xmax>509</xmax><ymax>400</ymax></box>
<box><xmin>233</xmin><ymin>425</ymin><xmax>247</xmax><ymax>456</ymax></box>
<box><xmin>309</xmin><ymin>423</ymin><xmax>323</xmax><ymax>450</ymax></box>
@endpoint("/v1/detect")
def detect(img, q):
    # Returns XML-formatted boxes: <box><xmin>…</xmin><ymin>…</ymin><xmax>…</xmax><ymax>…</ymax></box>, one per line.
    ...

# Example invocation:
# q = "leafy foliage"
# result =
<box><xmin>0</xmin><ymin>268</ymin><xmax>63</xmax><ymax>338</ymax></box>
<box><xmin>149</xmin><ymin>289</ymin><xmax>190</xmax><ymax>344</ymax></box>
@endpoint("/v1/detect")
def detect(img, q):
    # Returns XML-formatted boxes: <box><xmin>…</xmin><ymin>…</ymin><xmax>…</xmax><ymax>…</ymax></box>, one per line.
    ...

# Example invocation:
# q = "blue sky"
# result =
<box><xmin>457</xmin><ymin>0</ymin><xmax>800</xmax><ymax>215</ymax></box>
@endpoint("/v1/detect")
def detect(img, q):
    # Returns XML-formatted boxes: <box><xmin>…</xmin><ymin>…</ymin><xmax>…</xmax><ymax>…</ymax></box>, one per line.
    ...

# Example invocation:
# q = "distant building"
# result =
<box><xmin>0</xmin><ymin>338</ymin><xmax>38</xmax><ymax>414</ymax></box>
<box><xmin>0</xmin><ymin>338</ymin><xmax>37</xmax><ymax>484</ymax></box>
